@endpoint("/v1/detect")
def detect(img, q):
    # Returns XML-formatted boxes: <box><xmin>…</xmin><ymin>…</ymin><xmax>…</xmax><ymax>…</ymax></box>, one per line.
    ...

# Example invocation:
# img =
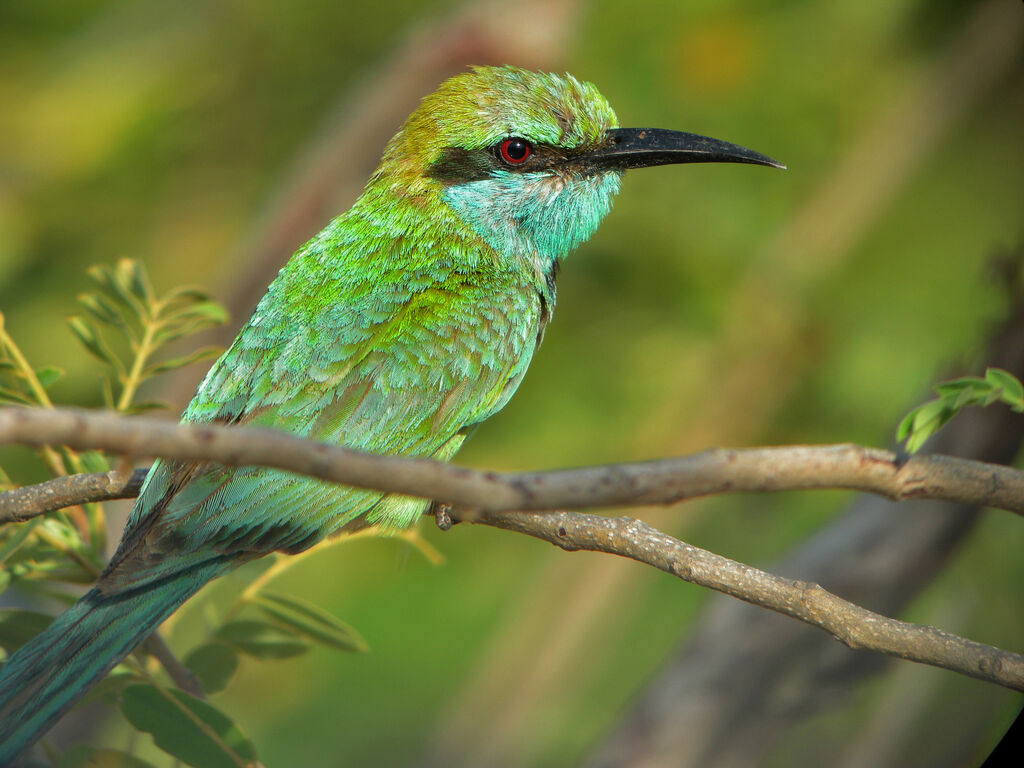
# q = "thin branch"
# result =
<box><xmin>0</xmin><ymin>468</ymin><xmax>146</xmax><ymax>523</ymax></box>
<box><xmin>1</xmin><ymin>408</ymin><xmax>1024</xmax><ymax>524</ymax></box>
<box><xmin>460</xmin><ymin>508</ymin><xmax>1024</xmax><ymax>692</ymax></box>
<box><xmin>139</xmin><ymin>633</ymin><xmax>205</xmax><ymax>699</ymax></box>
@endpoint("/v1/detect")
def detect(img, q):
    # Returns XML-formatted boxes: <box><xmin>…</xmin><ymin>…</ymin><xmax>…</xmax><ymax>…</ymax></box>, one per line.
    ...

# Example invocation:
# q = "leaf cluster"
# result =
<box><xmin>1</xmin><ymin>260</ymin><xmax>229</xmax><ymax>584</ymax></box>
<box><xmin>897</xmin><ymin>367</ymin><xmax>1024</xmax><ymax>453</ymax></box>
<box><xmin>0</xmin><ymin>260</ymin><xmax>377</xmax><ymax>768</ymax></box>
<box><xmin>68</xmin><ymin>259</ymin><xmax>227</xmax><ymax>413</ymax></box>
<box><xmin>0</xmin><ymin>581</ymin><xmax>367</xmax><ymax>768</ymax></box>
<box><xmin>0</xmin><ymin>315</ymin><xmax>65</xmax><ymax>410</ymax></box>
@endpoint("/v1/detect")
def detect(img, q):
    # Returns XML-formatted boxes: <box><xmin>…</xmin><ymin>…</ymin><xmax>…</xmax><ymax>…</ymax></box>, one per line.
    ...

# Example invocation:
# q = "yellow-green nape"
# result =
<box><xmin>402</xmin><ymin>65</ymin><xmax>619</xmax><ymax>160</ymax></box>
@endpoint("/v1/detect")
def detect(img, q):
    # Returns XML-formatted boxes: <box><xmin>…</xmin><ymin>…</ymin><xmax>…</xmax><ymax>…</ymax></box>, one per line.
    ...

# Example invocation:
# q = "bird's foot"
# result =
<box><xmin>430</xmin><ymin>502</ymin><xmax>456</xmax><ymax>531</ymax></box>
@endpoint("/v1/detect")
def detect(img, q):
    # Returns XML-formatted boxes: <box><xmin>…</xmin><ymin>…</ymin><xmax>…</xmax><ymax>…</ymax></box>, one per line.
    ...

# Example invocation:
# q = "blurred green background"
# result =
<box><xmin>1</xmin><ymin>0</ymin><xmax>1022</xmax><ymax>765</ymax></box>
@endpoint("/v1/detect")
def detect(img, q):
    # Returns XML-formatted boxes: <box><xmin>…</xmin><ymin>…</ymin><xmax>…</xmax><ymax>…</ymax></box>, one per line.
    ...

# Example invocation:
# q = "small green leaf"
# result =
<box><xmin>184</xmin><ymin>642</ymin><xmax>239</xmax><ymax>694</ymax></box>
<box><xmin>78</xmin><ymin>292</ymin><xmax>126</xmax><ymax>327</ymax></box>
<box><xmin>154</xmin><ymin>302</ymin><xmax>228</xmax><ymax>345</ymax></box>
<box><xmin>68</xmin><ymin>316</ymin><xmax>124</xmax><ymax>373</ymax></box>
<box><xmin>952</xmin><ymin>384</ymin><xmax>985</xmax><ymax>411</ymax></box>
<box><xmin>215</xmin><ymin>619</ymin><xmax>309</xmax><ymax>659</ymax></box>
<box><xmin>188</xmin><ymin>301</ymin><xmax>229</xmax><ymax>324</ymax></box>
<box><xmin>903</xmin><ymin>429</ymin><xmax>929</xmax><ymax>455</ymax></box>
<box><xmin>254</xmin><ymin>591</ymin><xmax>368</xmax><ymax>653</ymax></box>
<box><xmin>0</xmin><ymin>609</ymin><xmax>53</xmax><ymax>653</ymax></box>
<box><xmin>40</xmin><ymin>515</ymin><xmax>87</xmax><ymax>549</ymax></box>
<box><xmin>144</xmin><ymin>347</ymin><xmax>223</xmax><ymax>377</ymax></box>
<box><xmin>58</xmin><ymin>745</ymin><xmax>157</xmax><ymax>768</ymax></box>
<box><xmin>78</xmin><ymin>670</ymin><xmax>140</xmax><ymax>706</ymax></box>
<box><xmin>0</xmin><ymin>569</ymin><xmax>10</xmax><ymax>597</ymax></box>
<box><xmin>88</xmin><ymin>265</ymin><xmax>125</xmax><ymax>303</ymax></box>
<box><xmin>911</xmin><ymin>398</ymin><xmax>949</xmax><ymax>430</ymax></box>
<box><xmin>984</xmin><ymin>367</ymin><xmax>1024</xmax><ymax>399</ymax></box>
<box><xmin>899</xmin><ymin>398</ymin><xmax>957</xmax><ymax>454</ymax></box>
<box><xmin>35</xmin><ymin>365</ymin><xmax>64</xmax><ymax>390</ymax></box>
<box><xmin>120</xmin><ymin>683</ymin><xmax>257</xmax><ymax>768</ymax></box>
<box><xmin>89</xmin><ymin>263</ymin><xmax>145</xmax><ymax>315</ymax></box>
<box><xmin>896</xmin><ymin>406</ymin><xmax>920</xmax><ymax>442</ymax></box>
<box><xmin>153</xmin><ymin>322</ymin><xmax>211</xmax><ymax>347</ymax></box>
<box><xmin>933</xmin><ymin>377</ymin><xmax>979</xmax><ymax>396</ymax></box>
<box><xmin>0</xmin><ymin>518</ymin><xmax>41</xmax><ymax>565</ymax></box>
<box><xmin>0</xmin><ymin>387</ymin><xmax>33</xmax><ymax>405</ymax></box>
<box><xmin>67</xmin><ymin>315</ymin><xmax>97</xmax><ymax>349</ymax></box>
<box><xmin>981</xmin><ymin>386</ymin><xmax>1003</xmax><ymax>407</ymax></box>
<box><xmin>120</xmin><ymin>258</ymin><xmax>154</xmax><ymax>305</ymax></box>
<box><xmin>78</xmin><ymin>450</ymin><xmax>111</xmax><ymax>474</ymax></box>
<box><xmin>164</xmin><ymin>286</ymin><xmax>213</xmax><ymax>303</ymax></box>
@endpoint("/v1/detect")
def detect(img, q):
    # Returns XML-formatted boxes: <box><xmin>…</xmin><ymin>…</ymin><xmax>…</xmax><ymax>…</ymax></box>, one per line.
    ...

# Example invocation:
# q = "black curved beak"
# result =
<box><xmin>584</xmin><ymin>128</ymin><xmax>785</xmax><ymax>171</ymax></box>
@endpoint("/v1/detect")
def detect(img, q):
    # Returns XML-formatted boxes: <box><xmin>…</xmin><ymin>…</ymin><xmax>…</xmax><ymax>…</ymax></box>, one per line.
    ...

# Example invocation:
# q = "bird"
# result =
<box><xmin>0</xmin><ymin>65</ymin><xmax>782</xmax><ymax>762</ymax></box>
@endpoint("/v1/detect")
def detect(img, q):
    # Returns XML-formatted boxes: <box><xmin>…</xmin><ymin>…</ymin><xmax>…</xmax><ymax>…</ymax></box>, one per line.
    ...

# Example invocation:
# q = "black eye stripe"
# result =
<box><xmin>427</xmin><ymin>147</ymin><xmax>494</xmax><ymax>184</ymax></box>
<box><xmin>427</xmin><ymin>143</ymin><xmax>575</xmax><ymax>185</ymax></box>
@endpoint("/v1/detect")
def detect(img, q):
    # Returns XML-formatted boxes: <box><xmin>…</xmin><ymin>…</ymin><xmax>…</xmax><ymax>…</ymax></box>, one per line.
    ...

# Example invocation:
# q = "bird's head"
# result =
<box><xmin>373</xmin><ymin>66</ymin><xmax>782</xmax><ymax>265</ymax></box>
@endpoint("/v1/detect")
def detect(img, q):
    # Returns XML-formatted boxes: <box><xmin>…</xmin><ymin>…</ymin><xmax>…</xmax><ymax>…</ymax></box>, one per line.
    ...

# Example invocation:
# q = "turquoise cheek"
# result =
<box><xmin>442</xmin><ymin>170</ymin><xmax>622</xmax><ymax>265</ymax></box>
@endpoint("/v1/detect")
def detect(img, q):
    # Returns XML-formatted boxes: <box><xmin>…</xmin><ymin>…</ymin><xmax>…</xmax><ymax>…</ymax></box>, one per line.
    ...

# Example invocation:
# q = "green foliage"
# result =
<box><xmin>215</xmin><ymin>620</ymin><xmax>311</xmax><ymax>660</ymax></box>
<box><xmin>897</xmin><ymin>368</ymin><xmax>1024</xmax><ymax>453</ymax></box>
<box><xmin>119</xmin><ymin>685</ymin><xmax>257</xmax><ymax>768</ymax></box>
<box><xmin>0</xmin><ymin>261</ymin><xmax>365</xmax><ymax>766</ymax></box>
<box><xmin>68</xmin><ymin>259</ymin><xmax>227</xmax><ymax>413</ymax></box>
<box><xmin>0</xmin><ymin>313</ymin><xmax>65</xmax><ymax>410</ymax></box>
<box><xmin>253</xmin><ymin>591</ymin><xmax>369</xmax><ymax>653</ymax></box>
<box><xmin>184</xmin><ymin>643</ymin><xmax>239</xmax><ymax>695</ymax></box>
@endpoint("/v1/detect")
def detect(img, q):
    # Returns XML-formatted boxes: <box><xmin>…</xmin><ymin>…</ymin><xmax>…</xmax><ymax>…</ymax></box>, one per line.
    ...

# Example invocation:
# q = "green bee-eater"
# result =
<box><xmin>0</xmin><ymin>66</ymin><xmax>781</xmax><ymax>761</ymax></box>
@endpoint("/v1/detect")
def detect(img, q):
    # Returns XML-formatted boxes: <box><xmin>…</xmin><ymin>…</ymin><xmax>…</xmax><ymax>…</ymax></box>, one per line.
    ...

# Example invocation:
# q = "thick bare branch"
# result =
<box><xmin>2</xmin><ymin>405</ymin><xmax>1022</xmax><ymax>692</ymax></box>
<box><xmin>2</xmin><ymin>407</ymin><xmax>1024</xmax><ymax>523</ymax></box>
<box><xmin>462</xmin><ymin>508</ymin><xmax>1024</xmax><ymax>692</ymax></box>
<box><xmin>5</xmin><ymin>463</ymin><xmax>1022</xmax><ymax>694</ymax></box>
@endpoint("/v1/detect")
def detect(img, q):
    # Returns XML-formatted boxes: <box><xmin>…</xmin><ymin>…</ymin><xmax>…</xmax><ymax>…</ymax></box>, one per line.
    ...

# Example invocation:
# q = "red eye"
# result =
<box><xmin>498</xmin><ymin>137</ymin><xmax>532</xmax><ymax>165</ymax></box>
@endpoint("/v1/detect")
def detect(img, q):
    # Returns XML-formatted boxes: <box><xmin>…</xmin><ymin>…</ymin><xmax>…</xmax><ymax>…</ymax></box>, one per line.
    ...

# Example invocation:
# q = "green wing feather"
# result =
<box><xmin>106</xmin><ymin>206</ymin><xmax>541</xmax><ymax>590</ymax></box>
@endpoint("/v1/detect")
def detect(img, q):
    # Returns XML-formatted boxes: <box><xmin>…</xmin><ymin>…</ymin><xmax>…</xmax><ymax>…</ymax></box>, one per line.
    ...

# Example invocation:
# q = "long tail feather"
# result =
<box><xmin>0</xmin><ymin>559</ymin><xmax>230</xmax><ymax>764</ymax></box>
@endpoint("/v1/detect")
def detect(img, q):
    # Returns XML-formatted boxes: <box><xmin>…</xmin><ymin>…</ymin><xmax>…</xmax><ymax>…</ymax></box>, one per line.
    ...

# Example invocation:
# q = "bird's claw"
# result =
<box><xmin>431</xmin><ymin>502</ymin><xmax>455</xmax><ymax>531</ymax></box>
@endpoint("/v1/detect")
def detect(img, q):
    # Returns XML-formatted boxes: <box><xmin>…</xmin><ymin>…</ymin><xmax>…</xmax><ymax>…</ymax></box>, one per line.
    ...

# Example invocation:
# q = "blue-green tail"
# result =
<box><xmin>0</xmin><ymin>559</ymin><xmax>230</xmax><ymax>764</ymax></box>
